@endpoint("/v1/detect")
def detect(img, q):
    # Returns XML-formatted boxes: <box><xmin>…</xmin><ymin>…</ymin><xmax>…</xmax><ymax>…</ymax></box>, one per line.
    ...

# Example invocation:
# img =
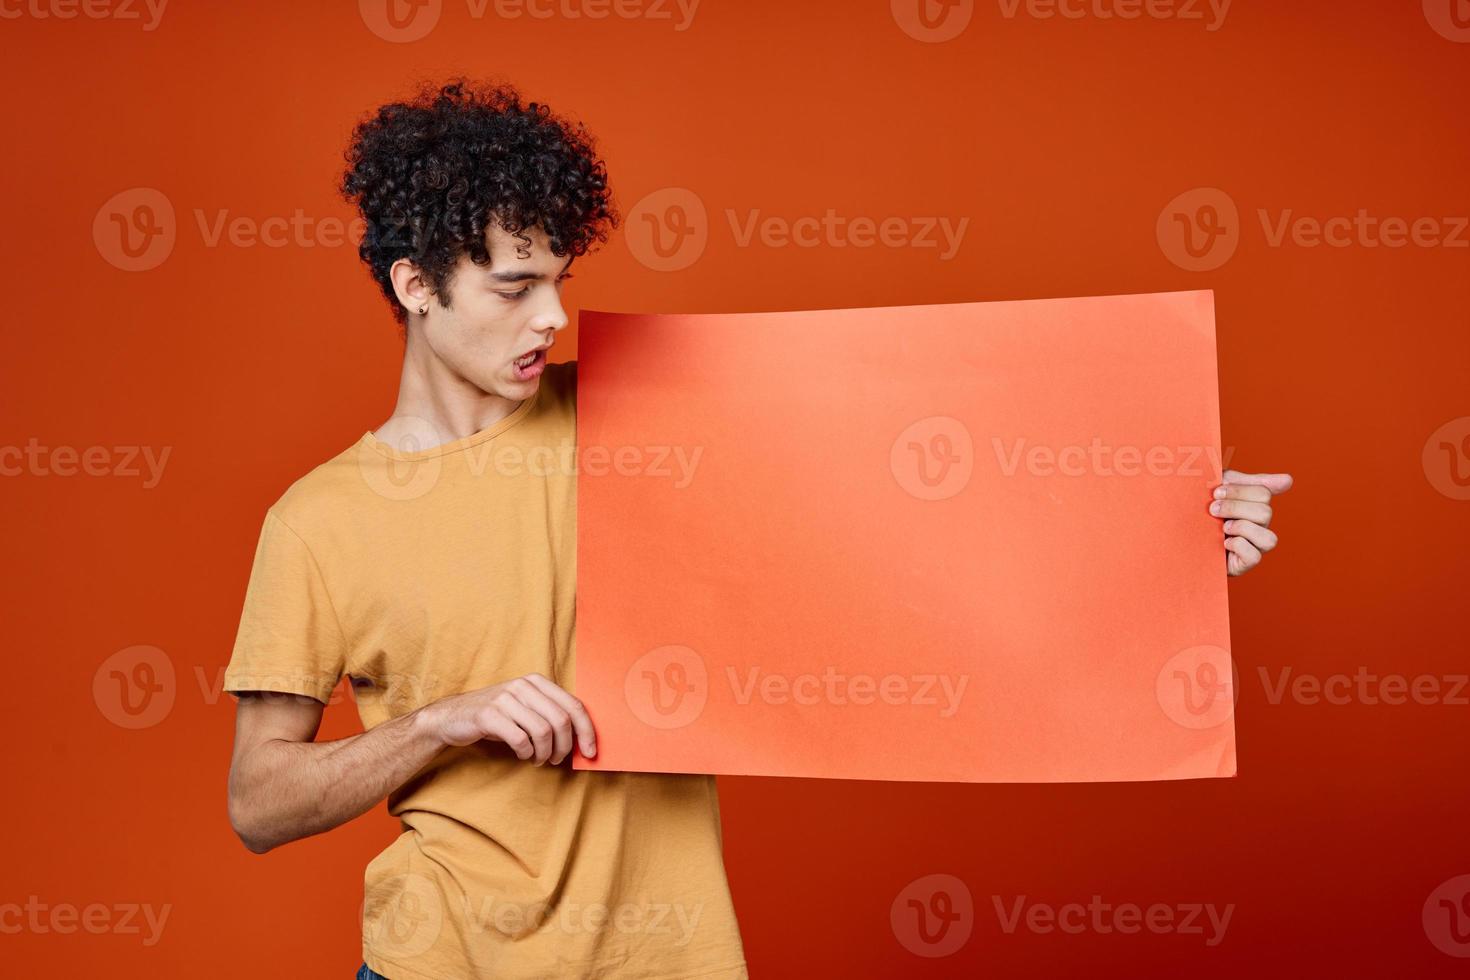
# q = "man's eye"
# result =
<box><xmin>497</xmin><ymin>275</ymin><xmax>571</xmax><ymax>301</ymax></box>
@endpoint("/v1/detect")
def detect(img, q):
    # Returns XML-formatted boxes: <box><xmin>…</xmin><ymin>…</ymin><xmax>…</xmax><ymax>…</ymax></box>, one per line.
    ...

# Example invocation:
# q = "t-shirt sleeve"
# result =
<box><xmin>223</xmin><ymin>508</ymin><xmax>347</xmax><ymax>703</ymax></box>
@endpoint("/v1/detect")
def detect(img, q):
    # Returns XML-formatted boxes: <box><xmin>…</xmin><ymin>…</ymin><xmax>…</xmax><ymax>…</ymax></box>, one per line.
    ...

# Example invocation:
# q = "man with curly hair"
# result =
<box><xmin>222</xmin><ymin>79</ymin><xmax>749</xmax><ymax>980</ymax></box>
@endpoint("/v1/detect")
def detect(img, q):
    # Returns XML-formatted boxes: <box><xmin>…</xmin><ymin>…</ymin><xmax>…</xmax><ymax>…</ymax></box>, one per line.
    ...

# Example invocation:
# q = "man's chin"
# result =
<box><xmin>481</xmin><ymin>369</ymin><xmax>540</xmax><ymax>402</ymax></box>
<box><xmin>508</xmin><ymin>370</ymin><xmax>543</xmax><ymax>393</ymax></box>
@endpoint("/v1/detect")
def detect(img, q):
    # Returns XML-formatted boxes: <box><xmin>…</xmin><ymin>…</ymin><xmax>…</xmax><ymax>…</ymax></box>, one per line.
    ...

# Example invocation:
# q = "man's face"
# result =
<box><xmin>419</xmin><ymin>223</ymin><xmax>572</xmax><ymax>400</ymax></box>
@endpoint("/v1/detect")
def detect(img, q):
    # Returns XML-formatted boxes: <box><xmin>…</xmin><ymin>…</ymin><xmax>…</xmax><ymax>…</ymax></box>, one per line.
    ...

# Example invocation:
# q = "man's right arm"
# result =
<box><xmin>226</xmin><ymin>674</ymin><xmax>597</xmax><ymax>854</ymax></box>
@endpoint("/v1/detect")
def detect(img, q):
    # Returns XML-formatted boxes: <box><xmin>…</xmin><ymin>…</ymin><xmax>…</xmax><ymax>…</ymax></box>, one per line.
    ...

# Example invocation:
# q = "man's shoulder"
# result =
<box><xmin>264</xmin><ymin>361</ymin><xmax>578</xmax><ymax>531</ymax></box>
<box><xmin>263</xmin><ymin>436</ymin><xmax>376</xmax><ymax>537</ymax></box>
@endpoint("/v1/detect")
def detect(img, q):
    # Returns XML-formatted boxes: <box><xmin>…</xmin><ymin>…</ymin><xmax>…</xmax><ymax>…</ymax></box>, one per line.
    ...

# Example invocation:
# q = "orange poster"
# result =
<box><xmin>572</xmin><ymin>290</ymin><xmax>1234</xmax><ymax>782</ymax></box>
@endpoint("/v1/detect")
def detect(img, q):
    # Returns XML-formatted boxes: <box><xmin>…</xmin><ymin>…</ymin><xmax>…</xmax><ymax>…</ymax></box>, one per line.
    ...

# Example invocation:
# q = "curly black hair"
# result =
<box><xmin>339</xmin><ymin>78</ymin><xmax>619</xmax><ymax>325</ymax></box>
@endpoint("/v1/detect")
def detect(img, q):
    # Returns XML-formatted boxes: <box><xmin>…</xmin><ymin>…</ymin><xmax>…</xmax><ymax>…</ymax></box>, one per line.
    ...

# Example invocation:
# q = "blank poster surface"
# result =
<box><xmin>572</xmin><ymin>290</ymin><xmax>1235</xmax><ymax>783</ymax></box>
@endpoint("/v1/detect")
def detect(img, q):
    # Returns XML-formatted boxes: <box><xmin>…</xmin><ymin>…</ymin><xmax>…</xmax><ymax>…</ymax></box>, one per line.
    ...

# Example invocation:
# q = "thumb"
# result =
<box><xmin>1222</xmin><ymin>470</ymin><xmax>1294</xmax><ymax>495</ymax></box>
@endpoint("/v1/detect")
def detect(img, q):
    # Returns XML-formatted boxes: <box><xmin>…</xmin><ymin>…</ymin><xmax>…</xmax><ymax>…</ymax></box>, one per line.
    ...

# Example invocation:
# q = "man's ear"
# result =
<box><xmin>389</xmin><ymin>257</ymin><xmax>433</xmax><ymax>317</ymax></box>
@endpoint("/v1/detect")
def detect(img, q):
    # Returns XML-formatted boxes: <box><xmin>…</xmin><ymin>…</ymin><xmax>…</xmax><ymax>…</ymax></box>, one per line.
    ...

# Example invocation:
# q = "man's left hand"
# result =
<box><xmin>1210</xmin><ymin>469</ymin><xmax>1294</xmax><ymax>576</ymax></box>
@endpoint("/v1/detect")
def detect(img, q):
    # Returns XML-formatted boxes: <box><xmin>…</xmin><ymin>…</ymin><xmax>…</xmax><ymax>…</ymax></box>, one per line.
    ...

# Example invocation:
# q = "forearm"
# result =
<box><xmin>229</xmin><ymin>705</ymin><xmax>445</xmax><ymax>853</ymax></box>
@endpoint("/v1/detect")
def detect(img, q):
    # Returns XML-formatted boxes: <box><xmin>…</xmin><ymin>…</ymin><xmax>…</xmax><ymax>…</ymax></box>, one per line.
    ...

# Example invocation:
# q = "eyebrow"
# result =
<box><xmin>488</xmin><ymin>256</ymin><xmax>576</xmax><ymax>284</ymax></box>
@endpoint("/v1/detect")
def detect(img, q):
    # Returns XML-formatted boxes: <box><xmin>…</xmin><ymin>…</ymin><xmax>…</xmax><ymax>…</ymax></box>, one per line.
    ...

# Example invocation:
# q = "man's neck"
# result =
<box><xmin>374</xmin><ymin>328</ymin><xmax>523</xmax><ymax>449</ymax></box>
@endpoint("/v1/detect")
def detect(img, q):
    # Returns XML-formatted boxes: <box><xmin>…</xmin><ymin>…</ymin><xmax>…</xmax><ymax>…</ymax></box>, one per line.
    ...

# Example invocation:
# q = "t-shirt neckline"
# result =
<box><xmin>359</xmin><ymin>385</ymin><xmax>543</xmax><ymax>461</ymax></box>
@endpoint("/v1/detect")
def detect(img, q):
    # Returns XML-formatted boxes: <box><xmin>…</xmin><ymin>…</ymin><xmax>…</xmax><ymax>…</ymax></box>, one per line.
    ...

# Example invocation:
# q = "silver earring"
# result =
<box><xmin>419</xmin><ymin>305</ymin><xmax>427</xmax><ymax>315</ymax></box>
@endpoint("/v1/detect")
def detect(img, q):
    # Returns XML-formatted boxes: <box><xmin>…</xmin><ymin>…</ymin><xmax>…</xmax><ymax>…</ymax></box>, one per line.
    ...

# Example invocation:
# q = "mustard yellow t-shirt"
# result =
<box><xmin>223</xmin><ymin>361</ymin><xmax>748</xmax><ymax>980</ymax></box>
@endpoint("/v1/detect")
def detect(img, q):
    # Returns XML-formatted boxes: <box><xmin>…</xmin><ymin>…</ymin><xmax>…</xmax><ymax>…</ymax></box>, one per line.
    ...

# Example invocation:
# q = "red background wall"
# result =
<box><xmin>2</xmin><ymin>0</ymin><xmax>1467</xmax><ymax>975</ymax></box>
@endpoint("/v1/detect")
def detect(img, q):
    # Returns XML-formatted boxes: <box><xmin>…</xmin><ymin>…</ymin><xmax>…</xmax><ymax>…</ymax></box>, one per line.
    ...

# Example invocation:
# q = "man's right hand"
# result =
<box><xmin>419</xmin><ymin>673</ymin><xmax>597</xmax><ymax>765</ymax></box>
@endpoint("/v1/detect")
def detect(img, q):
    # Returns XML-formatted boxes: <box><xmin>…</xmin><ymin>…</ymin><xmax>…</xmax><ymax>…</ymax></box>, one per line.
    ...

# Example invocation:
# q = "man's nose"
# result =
<box><xmin>532</xmin><ymin>290</ymin><xmax>570</xmax><ymax>333</ymax></box>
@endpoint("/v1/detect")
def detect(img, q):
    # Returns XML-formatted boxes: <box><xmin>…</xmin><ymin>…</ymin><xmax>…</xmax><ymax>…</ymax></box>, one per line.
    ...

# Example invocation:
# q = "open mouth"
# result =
<box><xmin>513</xmin><ymin>347</ymin><xmax>547</xmax><ymax>379</ymax></box>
